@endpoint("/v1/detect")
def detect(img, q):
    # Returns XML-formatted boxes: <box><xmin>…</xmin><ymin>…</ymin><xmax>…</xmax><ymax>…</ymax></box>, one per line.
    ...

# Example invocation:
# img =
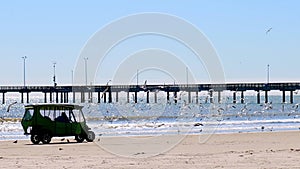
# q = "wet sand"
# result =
<box><xmin>1</xmin><ymin>131</ymin><xmax>300</xmax><ymax>168</ymax></box>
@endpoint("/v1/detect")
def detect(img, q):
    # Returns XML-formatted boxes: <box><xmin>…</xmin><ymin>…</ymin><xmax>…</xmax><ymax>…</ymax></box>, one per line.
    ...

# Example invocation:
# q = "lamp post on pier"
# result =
<box><xmin>53</xmin><ymin>62</ymin><xmax>57</xmax><ymax>87</ymax></box>
<box><xmin>267</xmin><ymin>64</ymin><xmax>270</xmax><ymax>84</ymax></box>
<box><xmin>186</xmin><ymin>66</ymin><xmax>189</xmax><ymax>87</ymax></box>
<box><xmin>84</xmin><ymin>57</ymin><xmax>88</xmax><ymax>86</ymax></box>
<box><xmin>136</xmin><ymin>69</ymin><xmax>139</xmax><ymax>86</ymax></box>
<box><xmin>71</xmin><ymin>70</ymin><xmax>74</xmax><ymax>86</ymax></box>
<box><xmin>22</xmin><ymin>56</ymin><xmax>27</xmax><ymax>87</ymax></box>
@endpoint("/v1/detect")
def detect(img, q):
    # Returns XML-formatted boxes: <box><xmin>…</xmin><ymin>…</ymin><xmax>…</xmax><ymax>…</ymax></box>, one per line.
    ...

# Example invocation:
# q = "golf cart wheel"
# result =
<box><xmin>31</xmin><ymin>134</ymin><xmax>41</xmax><ymax>144</ymax></box>
<box><xmin>75</xmin><ymin>135</ymin><xmax>85</xmax><ymax>143</ymax></box>
<box><xmin>41</xmin><ymin>132</ymin><xmax>52</xmax><ymax>144</ymax></box>
<box><xmin>86</xmin><ymin>131</ymin><xmax>95</xmax><ymax>142</ymax></box>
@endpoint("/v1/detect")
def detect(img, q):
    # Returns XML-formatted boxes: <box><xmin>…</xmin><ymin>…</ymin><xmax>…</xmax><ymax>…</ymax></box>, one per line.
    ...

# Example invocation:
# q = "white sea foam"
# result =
<box><xmin>1</xmin><ymin>95</ymin><xmax>300</xmax><ymax>140</ymax></box>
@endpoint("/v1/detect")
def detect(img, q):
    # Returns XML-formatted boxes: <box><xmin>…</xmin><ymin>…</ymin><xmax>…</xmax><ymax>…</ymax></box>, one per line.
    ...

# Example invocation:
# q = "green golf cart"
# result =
<box><xmin>21</xmin><ymin>103</ymin><xmax>95</xmax><ymax>144</ymax></box>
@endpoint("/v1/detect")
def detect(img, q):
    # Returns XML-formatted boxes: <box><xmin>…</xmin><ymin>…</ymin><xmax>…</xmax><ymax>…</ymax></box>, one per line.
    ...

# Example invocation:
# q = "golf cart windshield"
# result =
<box><xmin>72</xmin><ymin>109</ymin><xmax>85</xmax><ymax>123</ymax></box>
<box><xmin>24</xmin><ymin>108</ymin><xmax>34</xmax><ymax>120</ymax></box>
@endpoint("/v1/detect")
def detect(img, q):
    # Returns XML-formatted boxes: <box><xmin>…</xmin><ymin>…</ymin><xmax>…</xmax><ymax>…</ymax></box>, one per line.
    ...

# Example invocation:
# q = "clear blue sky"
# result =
<box><xmin>0</xmin><ymin>1</ymin><xmax>300</xmax><ymax>85</ymax></box>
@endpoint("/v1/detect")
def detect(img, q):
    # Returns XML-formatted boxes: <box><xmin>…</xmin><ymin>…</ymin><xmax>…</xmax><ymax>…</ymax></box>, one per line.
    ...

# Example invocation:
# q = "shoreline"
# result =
<box><xmin>1</xmin><ymin>131</ymin><xmax>300</xmax><ymax>168</ymax></box>
<box><xmin>1</xmin><ymin>128</ymin><xmax>300</xmax><ymax>141</ymax></box>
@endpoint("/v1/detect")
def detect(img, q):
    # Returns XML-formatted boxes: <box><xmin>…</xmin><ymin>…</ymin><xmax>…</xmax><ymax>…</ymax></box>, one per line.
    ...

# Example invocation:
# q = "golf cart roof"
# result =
<box><xmin>25</xmin><ymin>103</ymin><xmax>83</xmax><ymax>109</ymax></box>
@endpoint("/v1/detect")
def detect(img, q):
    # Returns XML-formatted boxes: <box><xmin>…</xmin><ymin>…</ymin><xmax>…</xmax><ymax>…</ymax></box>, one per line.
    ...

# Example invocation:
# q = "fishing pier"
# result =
<box><xmin>0</xmin><ymin>82</ymin><xmax>299</xmax><ymax>104</ymax></box>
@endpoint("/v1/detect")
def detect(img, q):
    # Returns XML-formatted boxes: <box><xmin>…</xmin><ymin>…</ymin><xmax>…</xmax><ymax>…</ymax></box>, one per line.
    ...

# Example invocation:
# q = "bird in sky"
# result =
<box><xmin>7</xmin><ymin>101</ymin><xmax>17</xmax><ymax>112</ymax></box>
<box><xmin>266</xmin><ymin>27</ymin><xmax>272</xmax><ymax>34</ymax></box>
<box><xmin>140</xmin><ymin>80</ymin><xmax>148</xmax><ymax>90</ymax></box>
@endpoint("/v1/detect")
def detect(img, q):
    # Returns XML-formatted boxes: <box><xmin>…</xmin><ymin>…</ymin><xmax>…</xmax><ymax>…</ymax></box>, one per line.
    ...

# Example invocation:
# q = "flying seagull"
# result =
<box><xmin>101</xmin><ymin>82</ymin><xmax>111</xmax><ymax>98</ymax></box>
<box><xmin>141</xmin><ymin>80</ymin><xmax>147</xmax><ymax>90</ymax></box>
<box><xmin>7</xmin><ymin>101</ymin><xmax>17</xmax><ymax>112</ymax></box>
<box><xmin>266</xmin><ymin>27</ymin><xmax>272</xmax><ymax>34</ymax></box>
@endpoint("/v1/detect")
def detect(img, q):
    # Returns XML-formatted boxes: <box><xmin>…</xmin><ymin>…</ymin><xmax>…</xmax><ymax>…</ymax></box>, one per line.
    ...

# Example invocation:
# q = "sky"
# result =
<box><xmin>0</xmin><ymin>0</ymin><xmax>300</xmax><ymax>86</ymax></box>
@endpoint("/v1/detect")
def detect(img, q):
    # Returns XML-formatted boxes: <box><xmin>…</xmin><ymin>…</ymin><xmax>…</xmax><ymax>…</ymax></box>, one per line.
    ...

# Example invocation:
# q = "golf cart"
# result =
<box><xmin>21</xmin><ymin>103</ymin><xmax>95</xmax><ymax>144</ymax></box>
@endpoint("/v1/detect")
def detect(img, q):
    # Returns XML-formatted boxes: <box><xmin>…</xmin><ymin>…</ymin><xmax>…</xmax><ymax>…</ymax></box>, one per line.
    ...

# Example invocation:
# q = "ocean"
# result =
<box><xmin>1</xmin><ymin>93</ymin><xmax>300</xmax><ymax>141</ymax></box>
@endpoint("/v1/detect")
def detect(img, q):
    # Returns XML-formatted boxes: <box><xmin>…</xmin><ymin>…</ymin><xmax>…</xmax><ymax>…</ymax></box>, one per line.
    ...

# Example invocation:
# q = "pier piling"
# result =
<box><xmin>97</xmin><ymin>92</ymin><xmax>100</xmax><ymax>103</ymax></box>
<box><xmin>282</xmin><ymin>91</ymin><xmax>286</xmax><ymax>103</ymax></box>
<box><xmin>56</xmin><ymin>92</ymin><xmax>59</xmax><ymax>103</ymax></box>
<box><xmin>50</xmin><ymin>92</ymin><xmax>53</xmax><ymax>103</ymax></box>
<box><xmin>2</xmin><ymin>92</ymin><xmax>5</xmax><ymax>104</ymax></box>
<box><xmin>241</xmin><ymin>91</ymin><xmax>244</xmax><ymax>104</ymax></box>
<box><xmin>257</xmin><ymin>91</ymin><xmax>260</xmax><ymax>104</ymax></box>
<box><xmin>103</xmin><ymin>93</ymin><xmax>106</xmax><ymax>103</ymax></box>
<box><xmin>167</xmin><ymin>91</ymin><xmax>170</xmax><ymax>102</ymax></box>
<box><xmin>21</xmin><ymin>92</ymin><xmax>24</xmax><ymax>103</ymax></box>
<box><xmin>26</xmin><ymin>92</ymin><xmax>29</xmax><ymax>103</ymax></box>
<box><xmin>265</xmin><ymin>91</ymin><xmax>268</xmax><ymax>103</ymax></box>
<box><xmin>60</xmin><ymin>92</ymin><xmax>63</xmax><ymax>103</ymax></box>
<box><xmin>127</xmin><ymin>92</ymin><xmax>129</xmax><ymax>103</ymax></box>
<box><xmin>116</xmin><ymin>92</ymin><xmax>118</xmax><ymax>103</ymax></box>
<box><xmin>209</xmin><ymin>90</ymin><xmax>213</xmax><ymax>103</ymax></box>
<box><xmin>73</xmin><ymin>92</ymin><xmax>75</xmax><ymax>103</ymax></box>
<box><xmin>146</xmin><ymin>91</ymin><xmax>149</xmax><ymax>103</ymax></box>
<box><xmin>108</xmin><ymin>91</ymin><xmax>112</xmax><ymax>103</ymax></box>
<box><xmin>80</xmin><ymin>92</ymin><xmax>85</xmax><ymax>103</ymax></box>
<box><xmin>290</xmin><ymin>91</ymin><xmax>294</xmax><ymax>104</ymax></box>
<box><xmin>195</xmin><ymin>91</ymin><xmax>198</xmax><ymax>104</ymax></box>
<box><xmin>66</xmin><ymin>92</ymin><xmax>69</xmax><ymax>103</ymax></box>
<box><xmin>218</xmin><ymin>91</ymin><xmax>221</xmax><ymax>103</ymax></box>
<box><xmin>44</xmin><ymin>92</ymin><xmax>47</xmax><ymax>103</ymax></box>
<box><xmin>233</xmin><ymin>92</ymin><xmax>236</xmax><ymax>104</ymax></box>
<box><xmin>134</xmin><ymin>92</ymin><xmax>137</xmax><ymax>103</ymax></box>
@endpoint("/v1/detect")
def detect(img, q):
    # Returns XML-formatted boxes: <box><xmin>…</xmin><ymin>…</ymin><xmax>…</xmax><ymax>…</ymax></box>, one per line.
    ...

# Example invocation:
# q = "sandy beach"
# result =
<box><xmin>1</xmin><ymin>131</ymin><xmax>300</xmax><ymax>169</ymax></box>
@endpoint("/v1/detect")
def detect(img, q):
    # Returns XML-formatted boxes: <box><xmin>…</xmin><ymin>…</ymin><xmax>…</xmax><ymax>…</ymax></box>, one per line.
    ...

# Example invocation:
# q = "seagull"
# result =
<box><xmin>194</xmin><ymin>123</ymin><xmax>203</xmax><ymax>127</ymax></box>
<box><xmin>157</xmin><ymin>123</ymin><xmax>165</xmax><ymax>128</ymax></box>
<box><xmin>217</xmin><ymin>108</ymin><xmax>225</xmax><ymax>113</ymax></box>
<box><xmin>101</xmin><ymin>81</ymin><xmax>111</xmax><ymax>98</ymax></box>
<box><xmin>101</xmin><ymin>87</ymin><xmax>109</xmax><ymax>98</ymax></box>
<box><xmin>293</xmin><ymin>104</ymin><xmax>299</xmax><ymax>110</ymax></box>
<box><xmin>141</xmin><ymin>80</ymin><xmax>147</xmax><ymax>90</ymax></box>
<box><xmin>266</xmin><ymin>27</ymin><xmax>272</xmax><ymax>34</ymax></box>
<box><xmin>7</xmin><ymin>101</ymin><xmax>17</xmax><ymax>112</ymax></box>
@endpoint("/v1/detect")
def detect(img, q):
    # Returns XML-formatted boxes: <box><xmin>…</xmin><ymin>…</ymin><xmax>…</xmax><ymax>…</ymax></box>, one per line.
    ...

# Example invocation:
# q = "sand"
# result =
<box><xmin>1</xmin><ymin>131</ymin><xmax>300</xmax><ymax>169</ymax></box>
